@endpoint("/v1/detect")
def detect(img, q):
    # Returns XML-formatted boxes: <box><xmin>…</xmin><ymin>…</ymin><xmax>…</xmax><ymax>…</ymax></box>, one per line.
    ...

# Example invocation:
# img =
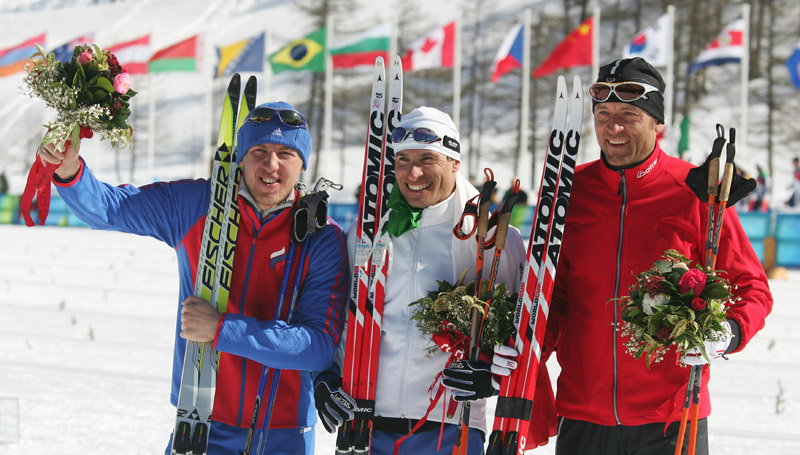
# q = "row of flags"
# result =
<box><xmin>2</xmin><ymin>15</ymin><xmax>799</xmax><ymax>91</ymax></box>
<box><xmin>0</xmin><ymin>33</ymin><xmax>200</xmax><ymax>76</ymax></box>
<box><xmin>489</xmin><ymin>11</ymin><xmax>800</xmax><ymax>91</ymax></box>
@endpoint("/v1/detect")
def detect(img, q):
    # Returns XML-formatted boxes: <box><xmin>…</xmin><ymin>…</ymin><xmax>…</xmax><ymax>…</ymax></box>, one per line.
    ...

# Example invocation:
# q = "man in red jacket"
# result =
<box><xmin>543</xmin><ymin>57</ymin><xmax>773</xmax><ymax>454</ymax></box>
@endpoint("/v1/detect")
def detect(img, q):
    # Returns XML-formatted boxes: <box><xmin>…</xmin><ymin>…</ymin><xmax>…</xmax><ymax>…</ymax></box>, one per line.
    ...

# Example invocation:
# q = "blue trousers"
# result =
<box><xmin>371</xmin><ymin>424</ymin><xmax>485</xmax><ymax>455</ymax></box>
<box><xmin>165</xmin><ymin>420</ymin><xmax>314</xmax><ymax>455</ymax></box>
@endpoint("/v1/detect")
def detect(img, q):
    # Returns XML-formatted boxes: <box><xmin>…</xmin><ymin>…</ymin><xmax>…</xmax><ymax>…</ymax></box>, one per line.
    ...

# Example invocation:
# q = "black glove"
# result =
<box><xmin>442</xmin><ymin>360</ymin><xmax>495</xmax><ymax>402</ymax></box>
<box><xmin>685</xmin><ymin>126</ymin><xmax>756</xmax><ymax>207</ymax></box>
<box><xmin>313</xmin><ymin>375</ymin><xmax>356</xmax><ymax>433</ymax></box>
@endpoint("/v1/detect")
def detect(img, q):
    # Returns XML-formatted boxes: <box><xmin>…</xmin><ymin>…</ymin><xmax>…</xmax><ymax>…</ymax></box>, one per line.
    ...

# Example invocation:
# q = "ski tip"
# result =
<box><xmin>375</xmin><ymin>56</ymin><xmax>385</xmax><ymax>68</ymax></box>
<box><xmin>556</xmin><ymin>75</ymin><xmax>568</xmax><ymax>98</ymax></box>
<box><xmin>571</xmin><ymin>75</ymin><xmax>582</xmax><ymax>99</ymax></box>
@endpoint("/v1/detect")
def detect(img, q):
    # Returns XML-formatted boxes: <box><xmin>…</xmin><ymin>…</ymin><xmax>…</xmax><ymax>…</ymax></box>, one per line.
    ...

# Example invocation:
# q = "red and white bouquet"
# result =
<box><xmin>23</xmin><ymin>43</ymin><xmax>137</xmax><ymax>151</ymax></box>
<box><xmin>616</xmin><ymin>249</ymin><xmax>736</xmax><ymax>366</ymax></box>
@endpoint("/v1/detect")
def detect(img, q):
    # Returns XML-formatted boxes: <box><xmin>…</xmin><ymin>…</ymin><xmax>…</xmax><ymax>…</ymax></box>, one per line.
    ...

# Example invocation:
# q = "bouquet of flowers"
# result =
<box><xmin>23</xmin><ymin>43</ymin><xmax>137</xmax><ymax>151</ymax></box>
<box><xmin>409</xmin><ymin>269</ymin><xmax>517</xmax><ymax>359</ymax></box>
<box><xmin>20</xmin><ymin>43</ymin><xmax>138</xmax><ymax>227</ymax></box>
<box><xmin>616</xmin><ymin>249</ymin><xmax>736</xmax><ymax>366</ymax></box>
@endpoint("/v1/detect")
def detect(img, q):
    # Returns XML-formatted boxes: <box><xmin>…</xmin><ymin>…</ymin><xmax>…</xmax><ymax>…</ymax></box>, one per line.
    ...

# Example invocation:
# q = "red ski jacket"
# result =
<box><xmin>545</xmin><ymin>144</ymin><xmax>772</xmax><ymax>427</ymax></box>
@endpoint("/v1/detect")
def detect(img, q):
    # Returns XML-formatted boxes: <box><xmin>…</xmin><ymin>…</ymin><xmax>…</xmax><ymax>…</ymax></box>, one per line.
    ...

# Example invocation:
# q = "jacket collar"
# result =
<box><xmin>597</xmin><ymin>142</ymin><xmax>665</xmax><ymax>192</ymax></box>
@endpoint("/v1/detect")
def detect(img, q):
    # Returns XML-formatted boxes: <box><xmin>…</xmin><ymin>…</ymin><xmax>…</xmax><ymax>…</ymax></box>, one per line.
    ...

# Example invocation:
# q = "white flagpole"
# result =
<box><xmin>520</xmin><ymin>9</ymin><xmax>531</xmax><ymax>188</ymax></box>
<box><xmin>585</xmin><ymin>7</ymin><xmax>601</xmax><ymax>165</ymax></box>
<box><xmin>390</xmin><ymin>19</ymin><xmax>398</xmax><ymax>61</ymax></box>
<box><xmin>740</xmin><ymin>3</ymin><xmax>750</xmax><ymax>156</ymax></box>
<box><xmin>665</xmin><ymin>5</ymin><xmax>675</xmax><ymax>128</ymax></box>
<box><xmin>323</xmin><ymin>15</ymin><xmax>333</xmax><ymax>182</ymax></box>
<box><xmin>263</xmin><ymin>29</ymin><xmax>271</xmax><ymax>102</ymax></box>
<box><xmin>453</xmin><ymin>15</ymin><xmax>462</xmax><ymax>131</ymax></box>
<box><xmin>592</xmin><ymin>7</ymin><xmax>600</xmax><ymax>83</ymax></box>
<box><xmin>147</xmin><ymin>73</ymin><xmax>156</xmax><ymax>181</ymax></box>
<box><xmin>203</xmin><ymin>34</ymin><xmax>213</xmax><ymax>178</ymax></box>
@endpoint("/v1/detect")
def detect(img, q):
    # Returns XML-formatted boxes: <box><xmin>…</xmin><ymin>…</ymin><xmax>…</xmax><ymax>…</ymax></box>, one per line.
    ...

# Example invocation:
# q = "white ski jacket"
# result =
<box><xmin>346</xmin><ymin>173</ymin><xmax>526</xmax><ymax>432</ymax></box>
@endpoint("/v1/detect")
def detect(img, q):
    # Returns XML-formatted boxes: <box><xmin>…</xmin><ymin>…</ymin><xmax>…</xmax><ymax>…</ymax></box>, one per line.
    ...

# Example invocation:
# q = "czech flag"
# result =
<box><xmin>490</xmin><ymin>21</ymin><xmax>524</xmax><ymax>83</ymax></box>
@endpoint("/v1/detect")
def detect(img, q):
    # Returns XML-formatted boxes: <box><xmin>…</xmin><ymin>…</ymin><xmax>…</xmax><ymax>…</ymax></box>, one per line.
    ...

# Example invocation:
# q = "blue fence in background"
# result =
<box><xmin>3</xmin><ymin>193</ymin><xmax>798</xmax><ymax>267</ymax></box>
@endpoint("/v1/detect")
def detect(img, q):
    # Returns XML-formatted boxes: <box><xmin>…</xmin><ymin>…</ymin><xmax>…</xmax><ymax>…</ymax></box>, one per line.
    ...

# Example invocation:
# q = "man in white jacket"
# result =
<box><xmin>314</xmin><ymin>107</ymin><xmax>526</xmax><ymax>454</ymax></box>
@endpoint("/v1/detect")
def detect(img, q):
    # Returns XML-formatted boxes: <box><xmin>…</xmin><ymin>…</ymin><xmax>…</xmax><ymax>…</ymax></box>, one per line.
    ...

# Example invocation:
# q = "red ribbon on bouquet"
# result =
<box><xmin>20</xmin><ymin>127</ymin><xmax>93</xmax><ymax>227</ymax></box>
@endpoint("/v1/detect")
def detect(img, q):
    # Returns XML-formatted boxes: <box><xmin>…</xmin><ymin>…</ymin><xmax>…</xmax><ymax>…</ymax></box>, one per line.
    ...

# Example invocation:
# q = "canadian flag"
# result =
<box><xmin>401</xmin><ymin>21</ymin><xmax>455</xmax><ymax>71</ymax></box>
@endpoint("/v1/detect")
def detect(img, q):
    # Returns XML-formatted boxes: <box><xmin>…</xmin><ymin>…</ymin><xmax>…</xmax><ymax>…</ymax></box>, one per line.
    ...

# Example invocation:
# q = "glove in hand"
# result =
<box><xmin>313</xmin><ymin>376</ymin><xmax>356</xmax><ymax>433</ymax></box>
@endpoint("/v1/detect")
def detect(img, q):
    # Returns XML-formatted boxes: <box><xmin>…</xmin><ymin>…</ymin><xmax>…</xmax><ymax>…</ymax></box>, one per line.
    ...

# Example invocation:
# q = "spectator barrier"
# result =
<box><xmin>1</xmin><ymin>194</ymin><xmax>797</xmax><ymax>267</ymax></box>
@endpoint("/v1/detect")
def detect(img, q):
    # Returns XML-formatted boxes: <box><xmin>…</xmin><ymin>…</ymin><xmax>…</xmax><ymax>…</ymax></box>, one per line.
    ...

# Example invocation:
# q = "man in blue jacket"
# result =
<box><xmin>38</xmin><ymin>101</ymin><xmax>348</xmax><ymax>455</ymax></box>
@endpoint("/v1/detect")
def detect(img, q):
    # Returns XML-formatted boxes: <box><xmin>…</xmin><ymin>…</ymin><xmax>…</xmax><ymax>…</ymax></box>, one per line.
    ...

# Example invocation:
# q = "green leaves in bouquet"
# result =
<box><xmin>410</xmin><ymin>269</ymin><xmax>517</xmax><ymax>355</ymax></box>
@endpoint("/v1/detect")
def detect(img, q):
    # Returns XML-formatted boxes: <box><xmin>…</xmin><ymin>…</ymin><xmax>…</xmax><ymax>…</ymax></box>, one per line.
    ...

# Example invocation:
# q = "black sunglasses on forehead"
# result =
<box><xmin>247</xmin><ymin>106</ymin><xmax>308</xmax><ymax>129</ymax></box>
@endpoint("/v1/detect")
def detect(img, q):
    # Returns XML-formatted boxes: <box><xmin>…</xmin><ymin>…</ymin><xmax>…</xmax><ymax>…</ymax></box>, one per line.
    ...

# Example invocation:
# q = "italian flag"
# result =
<box><xmin>149</xmin><ymin>35</ymin><xmax>199</xmax><ymax>72</ymax></box>
<box><xmin>330</xmin><ymin>22</ymin><xmax>391</xmax><ymax>69</ymax></box>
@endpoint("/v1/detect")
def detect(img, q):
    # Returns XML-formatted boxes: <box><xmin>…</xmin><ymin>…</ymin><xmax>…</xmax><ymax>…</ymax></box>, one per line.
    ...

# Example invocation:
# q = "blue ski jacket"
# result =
<box><xmin>55</xmin><ymin>159</ymin><xmax>348</xmax><ymax>429</ymax></box>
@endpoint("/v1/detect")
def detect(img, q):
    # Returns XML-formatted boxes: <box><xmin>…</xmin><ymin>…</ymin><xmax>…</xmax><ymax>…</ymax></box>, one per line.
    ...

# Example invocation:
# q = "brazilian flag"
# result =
<box><xmin>269</xmin><ymin>27</ymin><xmax>326</xmax><ymax>74</ymax></box>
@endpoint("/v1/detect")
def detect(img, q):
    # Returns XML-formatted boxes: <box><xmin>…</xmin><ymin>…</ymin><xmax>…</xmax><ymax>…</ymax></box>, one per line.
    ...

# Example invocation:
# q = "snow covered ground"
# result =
<box><xmin>0</xmin><ymin>224</ymin><xmax>798</xmax><ymax>454</ymax></box>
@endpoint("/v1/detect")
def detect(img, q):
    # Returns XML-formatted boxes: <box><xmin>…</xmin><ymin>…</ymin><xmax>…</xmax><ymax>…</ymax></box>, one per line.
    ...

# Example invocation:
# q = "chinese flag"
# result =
<box><xmin>533</xmin><ymin>16</ymin><xmax>593</xmax><ymax>78</ymax></box>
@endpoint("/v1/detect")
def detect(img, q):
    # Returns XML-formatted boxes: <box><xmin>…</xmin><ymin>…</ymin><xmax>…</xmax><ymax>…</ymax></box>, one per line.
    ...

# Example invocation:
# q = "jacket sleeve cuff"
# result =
<box><xmin>725</xmin><ymin>318</ymin><xmax>742</xmax><ymax>354</ymax></box>
<box><xmin>213</xmin><ymin>313</ymin><xmax>226</xmax><ymax>350</ymax></box>
<box><xmin>52</xmin><ymin>158</ymin><xmax>85</xmax><ymax>187</ymax></box>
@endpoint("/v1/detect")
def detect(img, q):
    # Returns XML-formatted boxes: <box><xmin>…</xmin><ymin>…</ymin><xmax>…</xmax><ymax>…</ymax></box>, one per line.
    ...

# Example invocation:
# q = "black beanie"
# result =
<box><xmin>593</xmin><ymin>57</ymin><xmax>666</xmax><ymax>124</ymax></box>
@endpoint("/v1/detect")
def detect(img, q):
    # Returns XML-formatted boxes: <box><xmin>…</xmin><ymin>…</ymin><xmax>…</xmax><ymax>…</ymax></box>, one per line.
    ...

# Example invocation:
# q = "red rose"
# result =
<box><xmin>657</xmin><ymin>326</ymin><xmax>672</xmax><ymax>340</ymax></box>
<box><xmin>691</xmin><ymin>297</ymin><xmax>707</xmax><ymax>311</ymax></box>
<box><xmin>679</xmin><ymin>268</ymin><xmax>707</xmax><ymax>295</ymax></box>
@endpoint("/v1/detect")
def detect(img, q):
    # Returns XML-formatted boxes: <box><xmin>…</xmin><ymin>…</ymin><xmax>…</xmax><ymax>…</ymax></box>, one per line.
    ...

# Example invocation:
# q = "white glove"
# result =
<box><xmin>683</xmin><ymin>320</ymin><xmax>733</xmax><ymax>366</ymax></box>
<box><xmin>490</xmin><ymin>345</ymin><xmax>519</xmax><ymax>389</ymax></box>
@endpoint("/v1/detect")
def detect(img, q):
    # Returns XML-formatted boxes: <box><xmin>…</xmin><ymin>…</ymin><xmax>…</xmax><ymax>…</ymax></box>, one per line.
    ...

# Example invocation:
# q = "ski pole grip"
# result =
<box><xmin>718</xmin><ymin>163</ymin><xmax>734</xmax><ymax>203</ymax></box>
<box><xmin>706</xmin><ymin>157</ymin><xmax>720</xmax><ymax>197</ymax></box>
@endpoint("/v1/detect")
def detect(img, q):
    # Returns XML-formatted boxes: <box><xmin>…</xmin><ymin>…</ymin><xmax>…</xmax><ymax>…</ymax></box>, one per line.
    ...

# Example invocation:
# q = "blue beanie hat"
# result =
<box><xmin>235</xmin><ymin>101</ymin><xmax>312</xmax><ymax>168</ymax></box>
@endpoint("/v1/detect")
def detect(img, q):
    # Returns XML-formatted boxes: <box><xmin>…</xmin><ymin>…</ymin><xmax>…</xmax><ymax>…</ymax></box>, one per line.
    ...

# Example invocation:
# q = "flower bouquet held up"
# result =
<box><xmin>616</xmin><ymin>249</ymin><xmax>735</xmax><ymax>367</ymax></box>
<box><xmin>20</xmin><ymin>43</ymin><xmax>137</xmax><ymax>226</ymax></box>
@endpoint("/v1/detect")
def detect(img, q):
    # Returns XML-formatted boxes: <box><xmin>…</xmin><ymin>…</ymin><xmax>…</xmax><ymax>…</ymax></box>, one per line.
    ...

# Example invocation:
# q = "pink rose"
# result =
<box><xmin>78</xmin><ymin>50</ymin><xmax>92</xmax><ymax>65</ymax></box>
<box><xmin>113</xmin><ymin>73</ymin><xmax>131</xmax><ymax>93</ymax></box>
<box><xmin>679</xmin><ymin>268</ymin><xmax>707</xmax><ymax>295</ymax></box>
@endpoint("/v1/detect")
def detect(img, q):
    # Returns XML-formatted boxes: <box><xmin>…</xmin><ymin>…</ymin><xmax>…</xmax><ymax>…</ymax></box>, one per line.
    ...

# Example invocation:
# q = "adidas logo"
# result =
<box><xmin>272</xmin><ymin>127</ymin><xmax>283</xmax><ymax>137</ymax></box>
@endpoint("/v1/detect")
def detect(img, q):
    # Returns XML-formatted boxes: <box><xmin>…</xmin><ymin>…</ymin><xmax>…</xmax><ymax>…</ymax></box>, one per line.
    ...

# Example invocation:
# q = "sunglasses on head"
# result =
<box><xmin>588</xmin><ymin>81</ymin><xmax>660</xmax><ymax>103</ymax></box>
<box><xmin>390</xmin><ymin>127</ymin><xmax>460</xmax><ymax>153</ymax></box>
<box><xmin>247</xmin><ymin>106</ymin><xmax>307</xmax><ymax>129</ymax></box>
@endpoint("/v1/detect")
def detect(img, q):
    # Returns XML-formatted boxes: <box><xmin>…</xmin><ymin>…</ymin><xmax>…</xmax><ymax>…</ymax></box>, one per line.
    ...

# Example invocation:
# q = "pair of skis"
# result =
<box><xmin>486</xmin><ymin>75</ymin><xmax>584</xmax><ymax>455</ymax></box>
<box><xmin>674</xmin><ymin>125</ymin><xmax>737</xmax><ymax>455</ymax></box>
<box><xmin>337</xmin><ymin>55</ymin><xmax>403</xmax><ymax>455</ymax></box>
<box><xmin>171</xmin><ymin>74</ymin><xmax>257</xmax><ymax>455</ymax></box>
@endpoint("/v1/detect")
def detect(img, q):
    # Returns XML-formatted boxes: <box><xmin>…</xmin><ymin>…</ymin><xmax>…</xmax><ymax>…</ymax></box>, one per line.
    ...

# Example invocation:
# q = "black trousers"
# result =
<box><xmin>555</xmin><ymin>417</ymin><xmax>709</xmax><ymax>455</ymax></box>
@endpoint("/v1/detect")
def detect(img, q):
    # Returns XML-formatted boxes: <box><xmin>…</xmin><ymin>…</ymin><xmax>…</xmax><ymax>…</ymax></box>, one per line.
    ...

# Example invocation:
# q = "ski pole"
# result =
<box><xmin>674</xmin><ymin>364</ymin><xmax>697</xmax><ymax>455</ymax></box>
<box><xmin>676</xmin><ymin>125</ymin><xmax>725</xmax><ymax>455</ymax></box>
<box><xmin>452</xmin><ymin>169</ymin><xmax>496</xmax><ymax>455</ymax></box>
<box><xmin>688</xmin><ymin>129</ymin><xmax>736</xmax><ymax>455</ymax></box>
<box><xmin>255</xmin><ymin>239</ymin><xmax>311</xmax><ymax>455</ymax></box>
<box><xmin>243</xmin><ymin>241</ymin><xmax>297</xmax><ymax>455</ymax></box>
<box><xmin>453</xmin><ymin>180</ymin><xmax>521</xmax><ymax>455</ymax></box>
